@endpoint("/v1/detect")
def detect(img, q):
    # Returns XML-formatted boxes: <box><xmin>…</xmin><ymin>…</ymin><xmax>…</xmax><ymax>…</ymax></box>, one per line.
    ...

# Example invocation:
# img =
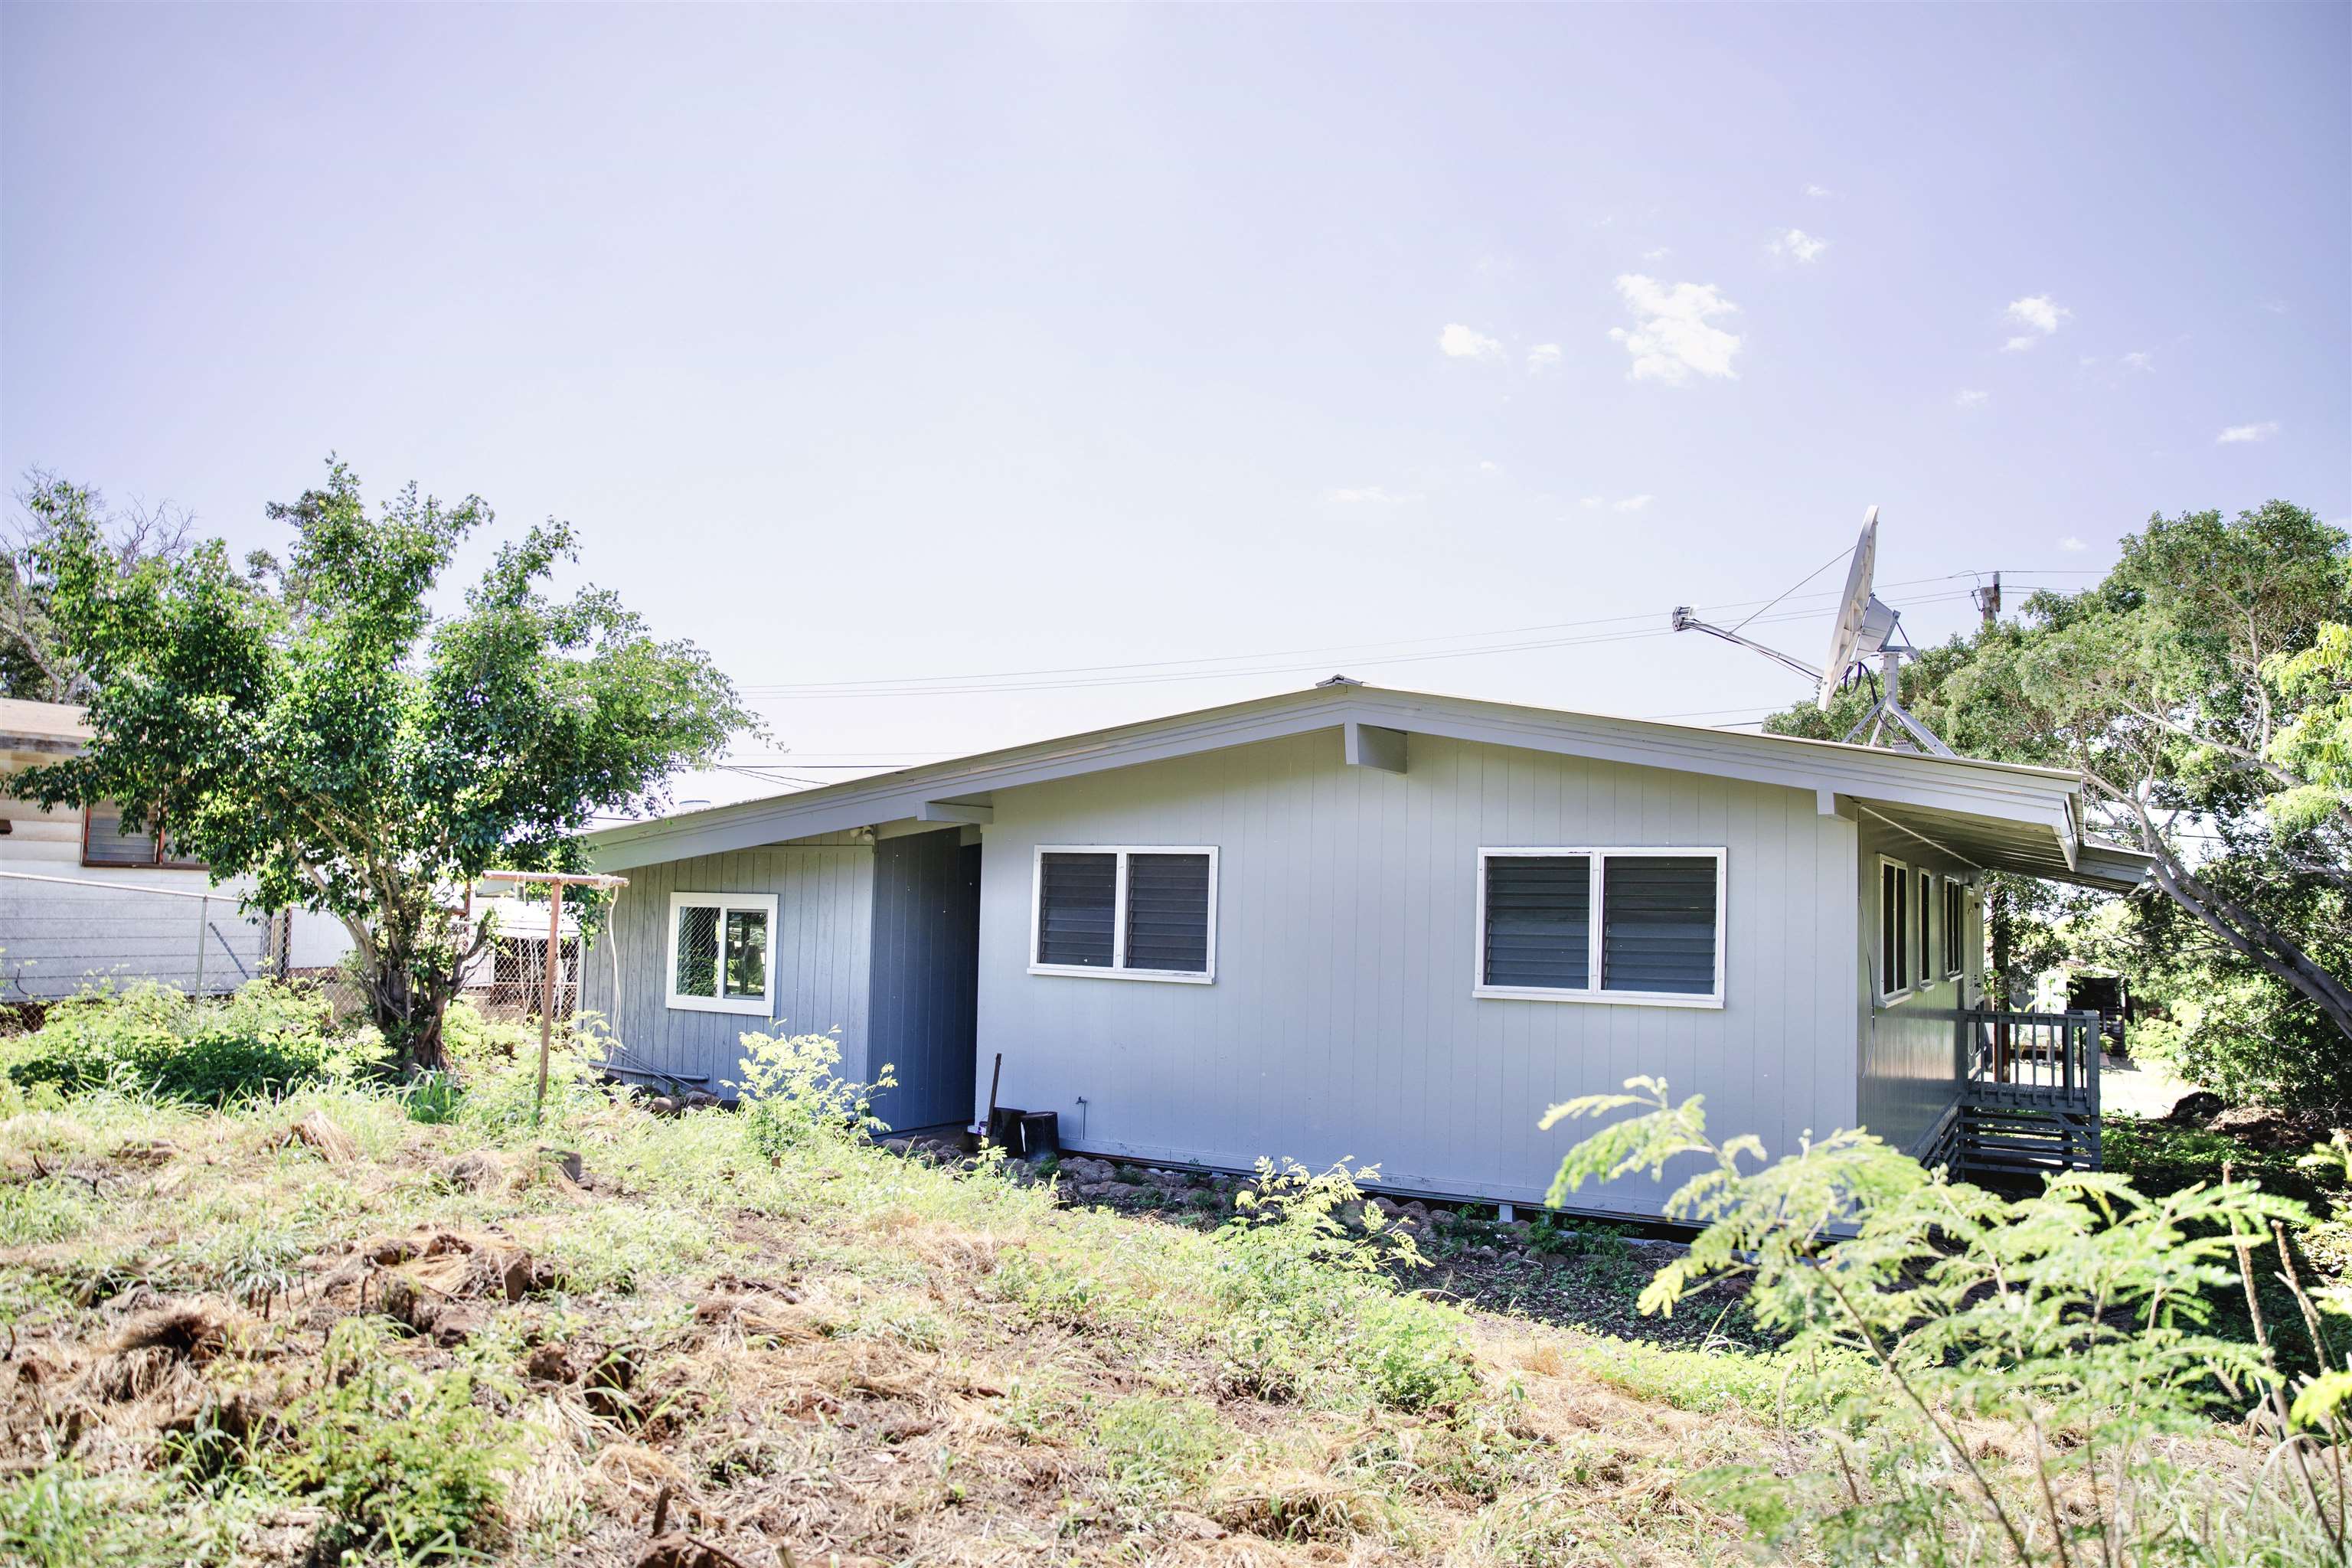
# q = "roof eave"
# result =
<box><xmin>586</xmin><ymin>684</ymin><xmax>2094</xmax><ymax>872</ymax></box>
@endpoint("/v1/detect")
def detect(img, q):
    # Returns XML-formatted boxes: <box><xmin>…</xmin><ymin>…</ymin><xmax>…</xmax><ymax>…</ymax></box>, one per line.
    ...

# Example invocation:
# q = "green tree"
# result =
<box><xmin>8</xmin><ymin>459</ymin><xmax>753</xmax><ymax>1068</ymax></box>
<box><xmin>1769</xmin><ymin>502</ymin><xmax>2352</xmax><ymax>1094</ymax></box>
<box><xmin>2266</xmin><ymin>613</ymin><xmax>2352</xmax><ymax>841</ymax></box>
<box><xmin>1</xmin><ymin>474</ymin><xmax>197</xmax><ymax>702</ymax></box>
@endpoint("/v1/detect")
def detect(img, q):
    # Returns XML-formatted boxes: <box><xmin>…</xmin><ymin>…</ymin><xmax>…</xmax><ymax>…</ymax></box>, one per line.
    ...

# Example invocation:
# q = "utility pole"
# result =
<box><xmin>479</xmin><ymin>870</ymin><xmax>629</xmax><ymax>1124</ymax></box>
<box><xmin>1973</xmin><ymin>571</ymin><xmax>2002</xmax><ymax>629</ymax></box>
<box><xmin>1970</xmin><ymin>571</ymin><xmax>2008</xmax><ymax>1005</ymax></box>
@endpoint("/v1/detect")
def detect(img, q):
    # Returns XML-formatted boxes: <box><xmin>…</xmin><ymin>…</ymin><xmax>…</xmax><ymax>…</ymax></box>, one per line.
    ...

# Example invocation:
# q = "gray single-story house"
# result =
<box><xmin>580</xmin><ymin>681</ymin><xmax>2151</xmax><ymax>1220</ymax></box>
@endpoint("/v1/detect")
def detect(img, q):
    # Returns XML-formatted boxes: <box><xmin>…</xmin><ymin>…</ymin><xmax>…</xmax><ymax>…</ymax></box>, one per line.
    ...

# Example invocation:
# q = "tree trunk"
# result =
<box><xmin>368</xmin><ymin>947</ymin><xmax>453</xmax><ymax>1073</ymax></box>
<box><xmin>2145</xmin><ymin>850</ymin><xmax>2352</xmax><ymax>1046</ymax></box>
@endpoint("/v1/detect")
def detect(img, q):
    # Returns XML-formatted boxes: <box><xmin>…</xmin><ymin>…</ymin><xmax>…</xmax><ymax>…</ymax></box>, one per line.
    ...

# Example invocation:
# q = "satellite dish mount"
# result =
<box><xmin>1671</xmin><ymin>505</ymin><xmax>1955</xmax><ymax>757</ymax></box>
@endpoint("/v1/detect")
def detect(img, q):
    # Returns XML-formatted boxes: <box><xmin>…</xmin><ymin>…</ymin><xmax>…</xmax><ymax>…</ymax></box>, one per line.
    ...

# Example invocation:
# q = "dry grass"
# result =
<box><xmin>0</xmin><ymin>1078</ymin><xmax>1794</xmax><ymax>1567</ymax></box>
<box><xmin>1</xmin><ymin>1073</ymin><xmax>2300</xmax><ymax>1566</ymax></box>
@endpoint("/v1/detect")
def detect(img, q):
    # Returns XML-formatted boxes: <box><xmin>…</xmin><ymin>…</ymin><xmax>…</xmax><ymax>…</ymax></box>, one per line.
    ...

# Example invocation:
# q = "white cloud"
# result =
<box><xmin>1641</xmin><ymin>247</ymin><xmax>1672</xmax><ymax>261</ymax></box>
<box><xmin>1612</xmin><ymin>494</ymin><xmax>1655</xmax><ymax>512</ymax></box>
<box><xmin>1438</xmin><ymin>322</ymin><xmax>1504</xmax><ymax>362</ymax></box>
<box><xmin>1804</xmin><ymin>183</ymin><xmax>1835</xmax><ymax>198</ymax></box>
<box><xmin>1769</xmin><ymin>228</ymin><xmax>1829</xmax><ymax>263</ymax></box>
<box><xmin>2259</xmin><ymin>299</ymin><xmax>2290</xmax><ymax>315</ymax></box>
<box><xmin>1477</xmin><ymin>460</ymin><xmax>1501</xmax><ymax>474</ymax></box>
<box><xmin>1525</xmin><ymin>342</ymin><xmax>1562</xmax><ymax>373</ymax></box>
<box><xmin>1955</xmin><ymin>388</ymin><xmax>1989</xmax><ymax>409</ymax></box>
<box><xmin>2060</xmin><ymin>536</ymin><xmax>2087</xmax><ymax>553</ymax></box>
<box><xmin>1323</xmin><ymin>485</ymin><xmax>1422</xmax><ymax>505</ymax></box>
<box><xmin>2120</xmin><ymin>351</ymin><xmax>2154</xmax><ymax>372</ymax></box>
<box><xmin>1579</xmin><ymin>495</ymin><xmax>1604</xmax><ymax>509</ymax></box>
<box><xmin>2216</xmin><ymin>421</ymin><xmax>2279</xmax><ymax>445</ymax></box>
<box><xmin>2001</xmin><ymin>295</ymin><xmax>2072</xmax><ymax>350</ymax></box>
<box><xmin>1606</xmin><ymin>275</ymin><xmax>1743</xmax><ymax>385</ymax></box>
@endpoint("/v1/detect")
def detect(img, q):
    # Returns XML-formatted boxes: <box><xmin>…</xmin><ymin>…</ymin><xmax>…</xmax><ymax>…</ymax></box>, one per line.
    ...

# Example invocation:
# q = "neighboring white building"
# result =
<box><xmin>0</xmin><ymin>698</ymin><xmax>267</xmax><ymax>1000</ymax></box>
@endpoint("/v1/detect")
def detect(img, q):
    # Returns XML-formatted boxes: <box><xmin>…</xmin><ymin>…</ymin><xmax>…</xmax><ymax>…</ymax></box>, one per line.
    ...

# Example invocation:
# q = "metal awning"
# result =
<box><xmin>1850</xmin><ymin>795</ymin><xmax>2154</xmax><ymax>893</ymax></box>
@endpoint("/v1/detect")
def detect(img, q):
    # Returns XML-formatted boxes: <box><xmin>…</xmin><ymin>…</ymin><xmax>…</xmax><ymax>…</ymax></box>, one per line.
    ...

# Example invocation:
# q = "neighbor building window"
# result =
<box><xmin>1945</xmin><ymin>878</ymin><xmax>1968</xmax><ymax>978</ymax></box>
<box><xmin>1475</xmin><ymin>848</ymin><xmax>1724</xmax><ymax>1006</ymax></box>
<box><xmin>1879</xmin><ymin>857</ymin><xmax>1911</xmax><ymax>1001</ymax></box>
<box><xmin>81</xmin><ymin>803</ymin><xmax>204</xmax><ymax>871</ymax></box>
<box><xmin>1030</xmin><ymin>846</ymin><xmax>1217</xmax><ymax>982</ymax></box>
<box><xmin>665</xmin><ymin>891</ymin><xmax>776</xmax><ymax>1014</ymax></box>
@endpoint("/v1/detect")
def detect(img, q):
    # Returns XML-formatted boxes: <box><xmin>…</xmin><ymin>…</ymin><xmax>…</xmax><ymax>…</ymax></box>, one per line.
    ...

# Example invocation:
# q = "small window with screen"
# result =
<box><xmin>667</xmin><ymin>892</ymin><xmax>776</xmax><ymax>1014</ymax></box>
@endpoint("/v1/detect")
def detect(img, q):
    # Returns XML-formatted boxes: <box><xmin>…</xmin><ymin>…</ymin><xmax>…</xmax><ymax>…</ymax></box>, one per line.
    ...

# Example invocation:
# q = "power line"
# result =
<box><xmin>737</xmin><ymin>573</ymin><xmax>1981</xmax><ymax>697</ymax></box>
<box><xmin>740</xmin><ymin>589</ymin><xmax>1984</xmax><ymax>701</ymax></box>
<box><xmin>735</xmin><ymin>568</ymin><xmax>2104</xmax><ymax>701</ymax></box>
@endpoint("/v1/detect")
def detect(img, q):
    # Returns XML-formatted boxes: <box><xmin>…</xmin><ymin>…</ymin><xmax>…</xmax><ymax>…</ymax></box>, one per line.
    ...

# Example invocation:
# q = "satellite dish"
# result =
<box><xmin>1818</xmin><ymin>507</ymin><xmax>1879</xmax><ymax>710</ymax></box>
<box><xmin>1670</xmin><ymin>502</ymin><xmax>1956</xmax><ymax>757</ymax></box>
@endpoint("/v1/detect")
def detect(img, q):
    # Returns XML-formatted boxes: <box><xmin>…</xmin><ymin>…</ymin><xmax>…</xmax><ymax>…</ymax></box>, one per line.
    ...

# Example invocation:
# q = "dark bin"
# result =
<box><xmin>988</xmin><ymin>1106</ymin><xmax>1027</xmax><ymax>1151</ymax></box>
<box><xmin>1017</xmin><ymin>1111</ymin><xmax>1060</xmax><ymax>1161</ymax></box>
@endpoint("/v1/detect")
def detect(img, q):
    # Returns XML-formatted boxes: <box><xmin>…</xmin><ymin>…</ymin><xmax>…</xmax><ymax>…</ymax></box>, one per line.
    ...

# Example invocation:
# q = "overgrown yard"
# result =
<box><xmin>0</xmin><ymin>991</ymin><xmax>2338</xmax><ymax>1566</ymax></box>
<box><xmin>0</xmin><ymin>1085</ymin><xmax>1781</xmax><ymax>1563</ymax></box>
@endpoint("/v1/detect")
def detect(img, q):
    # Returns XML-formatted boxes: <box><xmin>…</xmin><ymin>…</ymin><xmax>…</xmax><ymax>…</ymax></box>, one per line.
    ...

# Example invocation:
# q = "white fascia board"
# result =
<box><xmin>587</xmin><ymin>684</ymin><xmax>2090</xmax><ymax>872</ymax></box>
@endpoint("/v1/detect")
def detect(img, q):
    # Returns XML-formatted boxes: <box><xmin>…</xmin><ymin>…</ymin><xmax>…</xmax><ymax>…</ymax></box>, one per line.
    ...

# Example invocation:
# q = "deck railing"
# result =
<box><xmin>1956</xmin><ymin>1008</ymin><xmax>2102</xmax><ymax>1116</ymax></box>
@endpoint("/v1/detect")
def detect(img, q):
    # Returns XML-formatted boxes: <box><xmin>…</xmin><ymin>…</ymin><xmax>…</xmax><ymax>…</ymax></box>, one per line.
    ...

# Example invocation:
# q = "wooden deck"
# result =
<box><xmin>1924</xmin><ymin>1009</ymin><xmax>2102</xmax><ymax>1178</ymax></box>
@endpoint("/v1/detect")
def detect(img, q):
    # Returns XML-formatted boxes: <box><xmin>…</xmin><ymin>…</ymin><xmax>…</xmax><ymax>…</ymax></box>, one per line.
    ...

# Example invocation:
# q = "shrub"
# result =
<box><xmin>444</xmin><ymin>1015</ymin><xmax>611</xmax><ymax>1133</ymax></box>
<box><xmin>728</xmin><ymin>1029</ymin><xmax>895</xmax><ymax>1160</ymax></box>
<box><xmin>1209</xmin><ymin>1159</ymin><xmax>1475</xmax><ymax>1412</ymax></box>
<box><xmin>269</xmin><ymin>1318</ymin><xmax>514</xmax><ymax>1562</ymax></box>
<box><xmin>1547</xmin><ymin>1076</ymin><xmax>2345</xmax><ymax>1564</ymax></box>
<box><xmin>2102</xmin><ymin>1115</ymin><xmax>2338</xmax><ymax>1211</ymax></box>
<box><xmin>0</xmin><ymin>982</ymin><xmax>377</xmax><ymax>1104</ymax></box>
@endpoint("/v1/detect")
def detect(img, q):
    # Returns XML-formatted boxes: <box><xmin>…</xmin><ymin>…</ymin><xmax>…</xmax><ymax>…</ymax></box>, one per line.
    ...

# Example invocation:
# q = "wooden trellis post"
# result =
<box><xmin>479</xmin><ymin>870</ymin><xmax>629</xmax><ymax>1125</ymax></box>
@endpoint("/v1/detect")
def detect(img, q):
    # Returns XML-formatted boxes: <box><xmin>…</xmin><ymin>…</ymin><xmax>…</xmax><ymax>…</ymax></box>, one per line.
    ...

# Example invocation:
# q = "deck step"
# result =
<box><xmin>1950</xmin><ymin>1099</ymin><xmax>2099</xmax><ymax>1179</ymax></box>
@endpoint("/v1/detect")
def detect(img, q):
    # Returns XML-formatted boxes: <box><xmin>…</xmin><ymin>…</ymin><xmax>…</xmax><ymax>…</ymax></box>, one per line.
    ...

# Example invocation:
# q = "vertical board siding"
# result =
<box><xmin>1853</xmin><ymin>815</ymin><xmax>1984</xmax><ymax>1153</ymax></box>
<box><xmin>974</xmin><ymin>730</ymin><xmax>1860</xmax><ymax>1220</ymax></box>
<box><xmin>867</xmin><ymin>830</ymin><xmax>981</xmax><ymax>1132</ymax></box>
<box><xmin>577</xmin><ymin>835</ymin><xmax>873</xmax><ymax>1093</ymax></box>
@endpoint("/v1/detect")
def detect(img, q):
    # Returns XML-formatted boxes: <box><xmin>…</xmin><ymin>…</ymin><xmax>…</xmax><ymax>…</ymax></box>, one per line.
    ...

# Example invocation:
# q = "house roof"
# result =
<box><xmin>585</xmin><ymin>681</ymin><xmax>2154</xmax><ymax>893</ymax></box>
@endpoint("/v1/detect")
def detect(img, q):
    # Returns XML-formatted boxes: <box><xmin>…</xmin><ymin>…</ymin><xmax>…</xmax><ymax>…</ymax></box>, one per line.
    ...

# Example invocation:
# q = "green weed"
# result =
<box><xmin>269</xmin><ymin>1319</ymin><xmax>515</xmax><ymax>1563</ymax></box>
<box><xmin>1091</xmin><ymin>1393</ymin><xmax>1228</xmax><ymax>1508</ymax></box>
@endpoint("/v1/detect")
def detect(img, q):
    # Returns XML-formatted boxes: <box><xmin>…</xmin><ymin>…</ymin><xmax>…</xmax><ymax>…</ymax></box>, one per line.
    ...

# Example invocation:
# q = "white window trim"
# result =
<box><xmin>1472</xmin><ymin>846</ymin><xmax>1726</xmax><ymax>1009</ymax></box>
<box><xmin>1028</xmin><ymin>845</ymin><xmax>1218</xmax><ymax>985</ymax></box>
<box><xmin>1877</xmin><ymin>855</ymin><xmax>1914</xmax><ymax>1004</ymax></box>
<box><xmin>1909</xmin><ymin>870</ymin><xmax>1929</xmax><ymax>991</ymax></box>
<box><xmin>665</xmin><ymin>890</ymin><xmax>779</xmax><ymax>1015</ymax></box>
<box><xmin>1944</xmin><ymin>877</ymin><xmax>1968</xmax><ymax>981</ymax></box>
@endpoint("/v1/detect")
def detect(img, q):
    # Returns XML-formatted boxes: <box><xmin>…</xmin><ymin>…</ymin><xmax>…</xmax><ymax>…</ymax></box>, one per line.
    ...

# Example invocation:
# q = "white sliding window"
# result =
<box><xmin>665</xmin><ymin>891</ymin><xmax>777</xmax><ymax>1014</ymax></box>
<box><xmin>1029</xmin><ymin>846</ymin><xmax>1217</xmax><ymax>983</ymax></box>
<box><xmin>1475</xmin><ymin>848</ymin><xmax>1725</xmax><ymax>1008</ymax></box>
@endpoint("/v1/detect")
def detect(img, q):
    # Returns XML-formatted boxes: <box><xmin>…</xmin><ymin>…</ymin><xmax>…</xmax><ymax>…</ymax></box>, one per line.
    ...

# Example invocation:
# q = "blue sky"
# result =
<box><xmin>5</xmin><ymin>4</ymin><xmax>2345</xmax><ymax>806</ymax></box>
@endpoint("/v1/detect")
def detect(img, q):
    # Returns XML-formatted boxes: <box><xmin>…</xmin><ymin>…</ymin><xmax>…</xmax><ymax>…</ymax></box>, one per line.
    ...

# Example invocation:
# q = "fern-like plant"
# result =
<box><xmin>1547</xmin><ymin>1076</ymin><xmax>2346</xmax><ymax>1565</ymax></box>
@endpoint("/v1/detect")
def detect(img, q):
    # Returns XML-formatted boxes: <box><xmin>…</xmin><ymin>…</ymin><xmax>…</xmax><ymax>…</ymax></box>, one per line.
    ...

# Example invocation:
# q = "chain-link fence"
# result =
<box><xmin>0</xmin><ymin>869</ymin><xmax>271</xmax><ymax>1016</ymax></box>
<box><xmin>0</xmin><ymin>871</ymin><xmax>580</xmax><ymax>1031</ymax></box>
<box><xmin>258</xmin><ymin>906</ymin><xmax>582</xmax><ymax>1027</ymax></box>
